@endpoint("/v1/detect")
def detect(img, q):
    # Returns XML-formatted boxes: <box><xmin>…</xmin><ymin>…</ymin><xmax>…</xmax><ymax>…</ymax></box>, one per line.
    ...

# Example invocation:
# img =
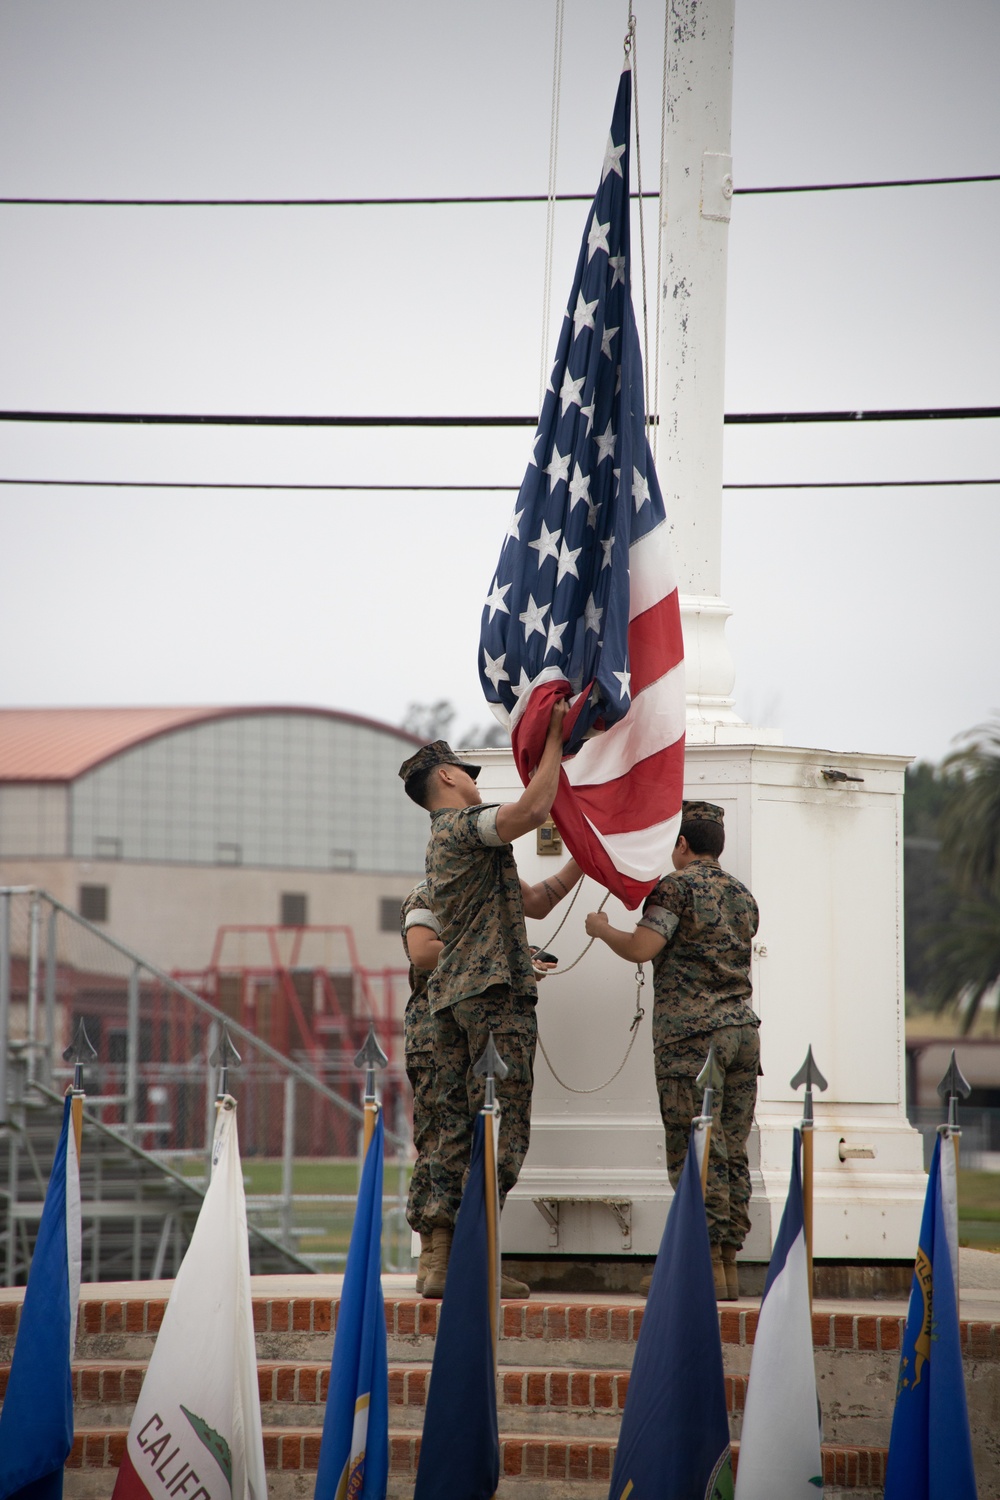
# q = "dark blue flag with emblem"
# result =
<box><xmin>884</xmin><ymin>1131</ymin><xmax>977</xmax><ymax>1499</ymax></box>
<box><xmin>478</xmin><ymin>64</ymin><xmax>685</xmax><ymax>910</ymax></box>
<box><xmin>608</xmin><ymin>1130</ymin><xmax>732</xmax><ymax>1499</ymax></box>
<box><xmin>413</xmin><ymin>1114</ymin><xmax>499</xmax><ymax>1500</ymax></box>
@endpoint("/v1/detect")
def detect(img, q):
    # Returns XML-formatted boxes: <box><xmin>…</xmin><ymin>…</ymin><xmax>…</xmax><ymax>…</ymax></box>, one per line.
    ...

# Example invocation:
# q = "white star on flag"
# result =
<box><xmin>612</xmin><ymin>668</ymin><xmax>631</xmax><ymax>701</ymax></box>
<box><xmin>482</xmin><ymin>649</ymin><xmax>510</xmax><ymax>690</ymax></box>
<box><xmin>544</xmin><ymin>445</ymin><xmax>571</xmax><ymax>489</ymax></box>
<box><xmin>580</xmin><ymin>400</ymin><xmax>596</xmax><ymax>434</ymax></box>
<box><xmin>587</xmin><ymin>212</ymin><xmax>610</xmax><ymax>260</ymax></box>
<box><xmin>510</xmin><ymin>667</ymin><xmax>533</xmax><ymax>700</ymax></box>
<box><xmin>602</xmin><ymin>133</ymin><xmax>626</xmax><ymax>181</ymax></box>
<box><xmin>519</xmin><ymin>595</ymin><xmax>551</xmax><ymax>640</ymax></box>
<box><xmin>545</xmin><ymin>617</ymin><xmax>568</xmax><ymax>656</ymax></box>
<box><xmin>585</xmin><ymin>494</ymin><xmax>600</xmax><ymax>528</ymax></box>
<box><xmin>559</xmin><ymin>370</ymin><xmax>585</xmax><ymax>415</ymax></box>
<box><xmin>504</xmin><ymin>507</ymin><xmax>524</xmax><ymax>542</ymax></box>
<box><xmin>484</xmin><ymin>579</ymin><xmax>511</xmax><ymax>620</ymax></box>
<box><xmin>568</xmin><ymin>463</ymin><xmax>592</xmax><ymax>510</ymax></box>
<box><xmin>609</xmin><ymin>253</ymin><xmax>626</xmax><ymax>287</ymax></box>
<box><xmin>601</xmin><ymin>536</ymin><xmax>615</xmax><ymax>569</ymax></box>
<box><xmin>572</xmin><ymin>290</ymin><xmax>598</xmax><ymax>337</ymax></box>
<box><xmin>556</xmin><ymin>539</ymin><xmax>582</xmax><ymax>583</ymax></box>
<box><xmin>601</xmin><ymin>324</ymin><xmax>620</xmax><ymax>359</ymax></box>
<box><xmin>584</xmin><ymin>593</ymin><xmax>603</xmax><ymax>634</ymax></box>
<box><xmin>527</xmin><ymin>435</ymin><xmax>544</xmax><ymax>468</ymax></box>
<box><xmin>595</xmin><ymin>421</ymin><xmax>616</xmax><ymax>464</ymax></box>
<box><xmin>632</xmin><ymin>466</ymin><xmax>651</xmax><ymax>511</ymax></box>
<box><xmin>528</xmin><ymin>521</ymin><xmax>561</xmax><ymax>566</ymax></box>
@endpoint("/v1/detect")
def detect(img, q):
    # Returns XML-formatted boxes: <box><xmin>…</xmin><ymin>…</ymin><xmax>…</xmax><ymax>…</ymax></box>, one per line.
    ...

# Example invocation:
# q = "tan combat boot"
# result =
<box><xmin>721</xmin><ymin>1245</ymin><xmax>740</xmax><ymax>1300</ymax></box>
<box><xmin>500</xmin><ymin>1266</ymin><xmax>530</xmax><ymax>1298</ymax></box>
<box><xmin>421</xmin><ymin>1226</ymin><xmax>453</xmax><ymax>1299</ymax></box>
<box><xmin>414</xmin><ymin>1232</ymin><xmax>433</xmax><ymax>1295</ymax></box>
<box><xmin>710</xmin><ymin>1244</ymin><xmax>734</xmax><ymax>1300</ymax></box>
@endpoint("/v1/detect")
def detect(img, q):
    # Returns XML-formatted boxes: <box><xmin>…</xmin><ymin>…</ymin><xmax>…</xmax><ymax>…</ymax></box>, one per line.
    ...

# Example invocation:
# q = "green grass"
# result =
<box><xmin>959</xmin><ymin>1169</ymin><xmax>1000</xmax><ymax>1251</ymax></box>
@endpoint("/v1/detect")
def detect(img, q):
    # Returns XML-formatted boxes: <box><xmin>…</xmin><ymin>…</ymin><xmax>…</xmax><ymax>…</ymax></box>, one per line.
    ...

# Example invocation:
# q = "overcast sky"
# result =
<box><xmin>1</xmin><ymin>0</ymin><xmax>997</xmax><ymax>764</ymax></box>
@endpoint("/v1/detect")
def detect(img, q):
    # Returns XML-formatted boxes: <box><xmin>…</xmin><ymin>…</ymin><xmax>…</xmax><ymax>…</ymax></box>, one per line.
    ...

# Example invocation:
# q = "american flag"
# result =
<box><xmin>478</xmin><ymin>66</ymin><xmax>685</xmax><ymax>909</ymax></box>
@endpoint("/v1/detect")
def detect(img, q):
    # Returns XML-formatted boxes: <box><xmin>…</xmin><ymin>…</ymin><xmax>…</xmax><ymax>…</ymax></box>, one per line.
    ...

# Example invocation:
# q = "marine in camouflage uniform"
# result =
<box><xmin>399</xmin><ymin>881</ymin><xmax>442</xmax><ymax>1235</ymax></box>
<box><xmin>586</xmin><ymin>800</ymin><xmax>760</xmax><ymax>1251</ymax></box>
<box><xmin>398</xmin><ymin>724</ymin><xmax>580</xmax><ymax>1235</ymax></box>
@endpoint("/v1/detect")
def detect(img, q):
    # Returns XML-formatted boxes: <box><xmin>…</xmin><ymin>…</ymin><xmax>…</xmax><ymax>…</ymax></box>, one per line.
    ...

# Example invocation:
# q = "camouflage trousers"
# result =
<box><xmin>423</xmin><ymin>984</ymin><xmax>537</xmax><ymax>1229</ymax></box>
<box><xmin>404</xmin><ymin>1052</ymin><xmax>440</xmax><ymax>1235</ymax></box>
<box><xmin>653</xmin><ymin>1020</ymin><xmax>760</xmax><ymax>1249</ymax></box>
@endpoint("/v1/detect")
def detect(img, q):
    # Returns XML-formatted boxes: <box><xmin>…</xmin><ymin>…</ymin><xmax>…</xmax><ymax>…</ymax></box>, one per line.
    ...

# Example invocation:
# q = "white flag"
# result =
<box><xmin>111</xmin><ymin>1098</ymin><xmax>266</xmax><ymax>1500</ymax></box>
<box><xmin>735</xmin><ymin>1130</ymin><xmax>823</xmax><ymax>1499</ymax></box>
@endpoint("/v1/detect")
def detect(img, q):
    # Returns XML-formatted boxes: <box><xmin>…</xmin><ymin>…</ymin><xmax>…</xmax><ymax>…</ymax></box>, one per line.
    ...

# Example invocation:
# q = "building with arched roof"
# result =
<box><xmin>0</xmin><ymin>706</ymin><xmax>428</xmax><ymax>975</ymax></box>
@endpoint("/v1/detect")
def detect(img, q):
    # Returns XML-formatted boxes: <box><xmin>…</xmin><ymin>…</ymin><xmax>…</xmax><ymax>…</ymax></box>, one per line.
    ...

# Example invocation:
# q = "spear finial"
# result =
<box><xmin>937</xmin><ymin>1048</ymin><xmax>971</xmax><ymax>1131</ymax></box>
<box><xmin>472</xmin><ymin>1032</ymin><xmax>509</xmax><ymax>1111</ymax></box>
<box><xmin>790</xmin><ymin>1045</ymin><xmax>828</xmax><ymax>1127</ymax></box>
<box><xmin>355</xmin><ymin>1022</ymin><xmax>388</xmax><ymax>1103</ymax></box>
<box><xmin>62</xmin><ymin>1018</ymin><xmax>97</xmax><ymax>1094</ymax></box>
<box><xmin>209</xmin><ymin>1024</ymin><xmax>242</xmax><ymax>1100</ymax></box>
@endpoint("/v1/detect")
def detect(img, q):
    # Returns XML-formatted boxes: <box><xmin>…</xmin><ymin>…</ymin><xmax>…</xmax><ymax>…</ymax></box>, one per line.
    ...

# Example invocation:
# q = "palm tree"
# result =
<box><xmin>927</xmin><ymin>718</ymin><xmax>1000</xmax><ymax>1031</ymax></box>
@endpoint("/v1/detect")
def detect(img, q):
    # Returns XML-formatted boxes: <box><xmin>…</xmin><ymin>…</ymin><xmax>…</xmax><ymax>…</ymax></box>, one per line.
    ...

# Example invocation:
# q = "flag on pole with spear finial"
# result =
<box><xmin>315</xmin><ymin>1023</ymin><xmax>389</xmax><ymax>1500</ymax></box>
<box><xmin>0</xmin><ymin>1023</ymin><xmax>89</xmax><ymax>1500</ymax></box>
<box><xmin>111</xmin><ymin>1026</ymin><xmax>266</xmax><ymax>1500</ymax></box>
<box><xmin>413</xmin><ymin>1034</ymin><xmax>504</xmax><ymax>1500</ymax></box>
<box><xmin>478</xmin><ymin>50</ymin><xmax>685</xmax><ymax>910</ymax></box>
<box><xmin>883</xmin><ymin>1052</ymin><xmax>976</xmax><ymax>1500</ymax></box>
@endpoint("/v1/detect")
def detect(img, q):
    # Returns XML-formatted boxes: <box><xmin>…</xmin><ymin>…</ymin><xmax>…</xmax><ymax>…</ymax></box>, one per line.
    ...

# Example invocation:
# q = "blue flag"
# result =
<box><xmin>413</xmin><ymin>1114</ymin><xmax>499</xmax><ymax>1500</ymax></box>
<box><xmin>734</xmin><ymin>1130</ymin><xmax>822</xmax><ymax>1498</ymax></box>
<box><xmin>608</xmin><ymin>1130</ymin><xmax>732</xmax><ymax>1500</ymax></box>
<box><xmin>884</xmin><ymin>1132</ymin><xmax>977</xmax><ymax>1500</ymax></box>
<box><xmin>315</xmin><ymin>1110</ymin><xmax>388</xmax><ymax>1500</ymax></box>
<box><xmin>0</xmin><ymin>1096</ymin><xmax>81</xmax><ymax>1500</ymax></box>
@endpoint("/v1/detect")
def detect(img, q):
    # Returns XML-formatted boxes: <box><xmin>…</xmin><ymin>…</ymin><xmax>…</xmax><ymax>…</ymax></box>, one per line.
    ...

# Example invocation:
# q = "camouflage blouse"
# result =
<box><xmin>400</xmin><ymin>881</ymin><xmax>441</xmax><ymax>1054</ymax></box>
<box><xmin>638</xmin><ymin>859</ymin><xmax>760</xmax><ymax>1040</ymax></box>
<box><xmin>425</xmin><ymin>804</ymin><xmax>537</xmax><ymax>1014</ymax></box>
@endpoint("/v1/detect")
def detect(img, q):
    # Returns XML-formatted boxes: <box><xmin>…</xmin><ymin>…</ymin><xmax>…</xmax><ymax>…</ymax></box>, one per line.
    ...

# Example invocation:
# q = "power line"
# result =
<box><xmin>0</xmin><ymin>174</ymin><xmax>996</xmax><ymax>208</ymax></box>
<box><xmin>1</xmin><ymin>405</ymin><xmax>998</xmax><ymax>428</ymax></box>
<box><xmin>1</xmin><ymin>477</ymin><xmax>996</xmax><ymax>493</ymax></box>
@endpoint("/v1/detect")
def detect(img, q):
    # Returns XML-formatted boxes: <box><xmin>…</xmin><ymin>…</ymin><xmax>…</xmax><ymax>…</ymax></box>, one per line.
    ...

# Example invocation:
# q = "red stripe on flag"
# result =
<box><xmin>627</xmin><ymin>588</ymin><xmax>684</xmax><ymax>699</ymax></box>
<box><xmin>568</xmin><ymin>739</ymin><xmax>685</xmax><ymax>833</ymax></box>
<box><xmin>110</xmin><ymin>1446</ymin><xmax>155</xmax><ymax>1500</ymax></box>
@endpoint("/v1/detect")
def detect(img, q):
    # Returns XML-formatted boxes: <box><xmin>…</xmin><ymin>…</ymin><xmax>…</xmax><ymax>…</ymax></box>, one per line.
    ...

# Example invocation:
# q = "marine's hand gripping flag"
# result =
<box><xmin>479</xmin><ymin>66</ymin><xmax>685</xmax><ymax>909</ymax></box>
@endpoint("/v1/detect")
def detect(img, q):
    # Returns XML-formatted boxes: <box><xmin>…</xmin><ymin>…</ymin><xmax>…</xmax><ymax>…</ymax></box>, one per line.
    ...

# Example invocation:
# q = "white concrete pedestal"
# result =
<box><xmin>475</xmin><ymin>741</ymin><xmax>927</xmax><ymax>1263</ymax></box>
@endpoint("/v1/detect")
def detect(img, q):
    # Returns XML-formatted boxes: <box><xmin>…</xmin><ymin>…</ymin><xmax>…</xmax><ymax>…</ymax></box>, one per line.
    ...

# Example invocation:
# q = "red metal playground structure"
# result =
<box><xmin>45</xmin><ymin>923</ymin><xmax>410</xmax><ymax>1160</ymax></box>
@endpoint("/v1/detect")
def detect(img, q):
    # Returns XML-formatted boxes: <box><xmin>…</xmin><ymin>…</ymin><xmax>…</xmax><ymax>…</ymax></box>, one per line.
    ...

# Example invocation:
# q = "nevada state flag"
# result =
<box><xmin>479</xmin><ymin>65</ymin><xmax>685</xmax><ymax>909</ymax></box>
<box><xmin>111</xmin><ymin>1098</ymin><xmax>266</xmax><ymax>1500</ymax></box>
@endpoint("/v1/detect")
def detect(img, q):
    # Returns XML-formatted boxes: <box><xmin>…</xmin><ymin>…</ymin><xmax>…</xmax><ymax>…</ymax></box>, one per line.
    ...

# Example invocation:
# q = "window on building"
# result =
<box><xmin>281</xmin><ymin>892</ymin><xmax>308</xmax><ymax>927</ymax></box>
<box><xmin>79</xmin><ymin>884</ymin><xmax>109</xmax><ymax>923</ymax></box>
<box><xmin>380</xmin><ymin>896</ymin><xmax>403</xmax><ymax>933</ymax></box>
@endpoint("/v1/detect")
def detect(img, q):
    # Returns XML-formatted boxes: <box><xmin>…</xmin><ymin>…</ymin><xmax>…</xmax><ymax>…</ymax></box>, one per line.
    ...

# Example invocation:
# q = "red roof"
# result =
<box><xmin>0</xmin><ymin>707</ymin><xmax>422</xmax><ymax>782</ymax></box>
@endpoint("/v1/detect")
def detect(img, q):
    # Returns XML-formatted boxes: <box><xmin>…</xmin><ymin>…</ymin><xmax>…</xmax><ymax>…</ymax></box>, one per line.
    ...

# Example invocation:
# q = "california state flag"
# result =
<box><xmin>112</xmin><ymin>1098</ymin><xmax>266</xmax><ymax>1500</ymax></box>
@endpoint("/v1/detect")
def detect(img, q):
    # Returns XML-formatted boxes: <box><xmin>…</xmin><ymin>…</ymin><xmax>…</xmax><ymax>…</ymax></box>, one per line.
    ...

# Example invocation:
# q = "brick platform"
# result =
<box><xmin>2</xmin><ymin>1283</ymin><xmax>999</xmax><ymax>1499</ymax></box>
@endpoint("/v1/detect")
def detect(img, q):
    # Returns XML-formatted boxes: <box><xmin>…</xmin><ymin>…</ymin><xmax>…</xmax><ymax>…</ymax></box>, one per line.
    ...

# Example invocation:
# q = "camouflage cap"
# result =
<box><xmin>681</xmin><ymin>799</ymin><xmax>725</xmax><ymax>826</ymax></box>
<box><xmin>398</xmin><ymin>740</ymin><xmax>482</xmax><ymax>785</ymax></box>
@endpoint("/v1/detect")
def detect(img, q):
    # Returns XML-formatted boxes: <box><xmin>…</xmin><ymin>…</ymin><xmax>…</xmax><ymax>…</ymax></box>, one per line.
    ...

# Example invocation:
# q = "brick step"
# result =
<box><xmin>64</xmin><ymin>1427</ymin><xmax>889</xmax><ymax>1499</ymax></box>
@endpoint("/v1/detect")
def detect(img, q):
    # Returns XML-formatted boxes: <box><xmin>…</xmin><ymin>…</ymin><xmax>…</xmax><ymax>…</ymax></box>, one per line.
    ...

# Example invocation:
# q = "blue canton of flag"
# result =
<box><xmin>479</xmin><ymin>65</ymin><xmax>684</xmax><ymax>908</ymax></box>
<box><xmin>0</xmin><ymin>1095</ymin><xmax>81</xmax><ymax>1500</ymax></box>
<box><xmin>315</xmin><ymin>1110</ymin><xmax>389</xmax><ymax>1500</ymax></box>
<box><xmin>884</xmin><ymin>1131</ymin><xmax>977</xmax><ymax>1500</ymax></box>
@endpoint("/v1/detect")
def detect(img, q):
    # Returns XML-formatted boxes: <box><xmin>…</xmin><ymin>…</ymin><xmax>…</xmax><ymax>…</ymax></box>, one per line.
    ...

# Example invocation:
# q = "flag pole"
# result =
<box><xmin>210</xmin><ymin>1023</ymin><xmax>242</xmax><ymax>1107</ymax></box>
<box><xmin>791</xmin><ymin>1046</ymin><xmax>828</xmax><ymax>1313</ymax></box>
<box><xmin>692</xmin><ymin>1043</ymin><xmax>723</xmax><ymax>1197</ymax></box>
<box><xmin>473</xmin><ymin>1033</ymin><xmax>509</xmax><ymax>1364</ymax></box>
<box><xmin>355</xmin><ymin>1023</ymin><xmax>388</xmax><ymax>1157</ymax></box>
<box><xmin>936</xmin><ymin>1048</ymin><xmax>971</xmax><ymax>1313</ymax></box>
<box><xmin>62</xmin><ymin>1017</ymin><xmax>96</xmax><ymax>1159</ymax></box>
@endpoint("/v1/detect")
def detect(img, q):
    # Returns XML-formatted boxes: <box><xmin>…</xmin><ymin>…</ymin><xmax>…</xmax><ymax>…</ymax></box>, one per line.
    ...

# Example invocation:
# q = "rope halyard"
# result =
<box><xmin>539</xmin><ymin>0</ymin><xmax>566</xmax><ymax>412</ymax></box>
<box><xmin>537</xmin><ymin>962</ymin><xmax>646</xmax><ymax>1094</ymax></box>
<box><xmin>653</xmin><ymin>0</ymin><xmax>669</xmax><ymax>464</ymax></box>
